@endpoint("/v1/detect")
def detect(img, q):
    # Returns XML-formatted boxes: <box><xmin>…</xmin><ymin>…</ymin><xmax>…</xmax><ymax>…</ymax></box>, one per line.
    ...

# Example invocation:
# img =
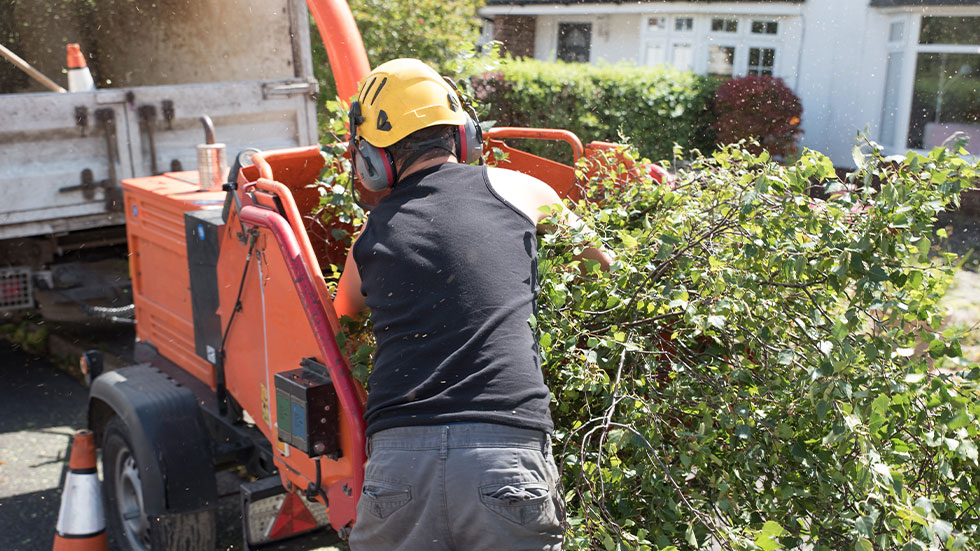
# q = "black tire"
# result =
<box><xmin>102</xmin><ymin>416</ymin><xmax>216</xmax><ymax>551</ymax></box>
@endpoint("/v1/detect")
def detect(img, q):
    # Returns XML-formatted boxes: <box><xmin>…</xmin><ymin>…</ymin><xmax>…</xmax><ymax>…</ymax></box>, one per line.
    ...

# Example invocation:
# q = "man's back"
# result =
<box><xmin>353</xmin><ymin>162</ymin><xmax>554</xmax><ymax>437</ymax></box>
<box><xmin>334</xmin><ymin>58</ymin><xmax>609</xmax><ymax>551</ymax></box>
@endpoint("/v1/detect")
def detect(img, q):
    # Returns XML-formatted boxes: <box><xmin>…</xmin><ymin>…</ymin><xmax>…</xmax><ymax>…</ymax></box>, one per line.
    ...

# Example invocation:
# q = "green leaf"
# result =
<box><xmin>684</xmin><ymin>523</ymin><xmax>697</xmax><ymax>547</ymax></box>
<box><xmin>855</xmin><ymin>516</ymin><xmax>875</xmax><ymax>539</ymax></box>
<box><xmin>907</xmin><ymin>270</ymin><xmax>924</xmax><ymax>288</ymax></box>
<box><xmin>933</xmin><ymin>520</ymin><xmax>954</xmax><ymax>544</ymax></box>
<box><xmin>957</xmin><ymin>439</ymin><xmax>978</xmax><ymax>462</ymax></box>
<box><xmin>948</xmin><ymin>410</ymin><xmax>971</xmax><ymax>431</ymax></box>
<box><xmin>946</xmin><ymin>340</ymin><xmax>962</xmax><ymax>358</ymax></box>
<box><xmin>916</xmin><ymin>237</ymin><xmax>931</xmax><ymax>259</ymax></box>
<box><xmin>618</xmin><ymin>231</ymin><xmax>639</xmax><ymax>249</ymax></box>
<box><xmin>755</xmin><ymin>521</ymin><xmax>786</xmax><ymax>551</ymax></box>
<box><xmin>540</xmin><ymin>332</ymin><xmax>553</xmax><ymax>349</ymax></box>
<box><xmin>852</xmin><ymin>146</ymin><xmax>866</xmax><ymax>170</ymax></box>
<box><xmin>868</xmin><ymin>265</ymin><xmax>888</xmax><ymax>282</ymax></box>
<box><xmin>819</xmin><ymin>341</ymin><xmax>834</xmax><ymax>356</ymax></box>
<box><xmin>854</xmin><ymin>538</ymin><xmax>872</xmax><ymax>551</ymax></box>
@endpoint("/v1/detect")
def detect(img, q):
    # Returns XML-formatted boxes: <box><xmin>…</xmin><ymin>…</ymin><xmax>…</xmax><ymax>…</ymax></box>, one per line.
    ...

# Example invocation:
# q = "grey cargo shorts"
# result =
<box><xmin>348</xmin><ymin>423</ymin><xmax>564</xmax><ymax>551</ymax></box>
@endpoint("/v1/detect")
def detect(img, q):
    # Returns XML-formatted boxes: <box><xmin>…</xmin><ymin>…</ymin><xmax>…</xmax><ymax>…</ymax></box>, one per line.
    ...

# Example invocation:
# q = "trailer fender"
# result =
<box><xmin>88</xmin><ymin>364</ymin><xmax>217</xmax><ymax>516</ymax></box>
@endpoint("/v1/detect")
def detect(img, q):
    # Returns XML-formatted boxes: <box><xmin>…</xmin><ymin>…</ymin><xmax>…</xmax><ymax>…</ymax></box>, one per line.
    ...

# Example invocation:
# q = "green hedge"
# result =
<box><xmin>469</xmin><ymin>59</ymin><xmax>720</xmax><ymax>162</ymax></box>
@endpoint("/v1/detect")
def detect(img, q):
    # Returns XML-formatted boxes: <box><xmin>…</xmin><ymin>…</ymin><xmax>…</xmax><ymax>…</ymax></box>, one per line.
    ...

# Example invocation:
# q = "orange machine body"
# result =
<box><xmin>123</xmin><ymin>147</ymin><xmax>365</xmax><ymax>531</ymax></box>
<box><xmin>218</xmin><ymin>147</ymin><xmax>366</xmax><ymax>529</ymax></box>
<box><xmin>123</xmin><ymin>172</ymin><xmax>226</xmax><ymax>387</ymax></box>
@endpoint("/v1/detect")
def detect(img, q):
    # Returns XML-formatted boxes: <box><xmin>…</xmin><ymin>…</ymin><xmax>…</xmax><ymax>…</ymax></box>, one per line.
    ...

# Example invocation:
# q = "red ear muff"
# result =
<box><xmin>456</xmin><ymin>124</ymin><xmax>467</xmax><ymax>164</ymax></box>
<box><xmin>456</xmin><ymin>114</ymin><xmax>483</xmax><ymax>165</ymax></box>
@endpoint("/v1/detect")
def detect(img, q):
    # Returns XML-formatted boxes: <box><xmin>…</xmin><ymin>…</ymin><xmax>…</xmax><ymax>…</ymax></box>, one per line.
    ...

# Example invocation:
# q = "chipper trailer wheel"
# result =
<box><xmin>103</xmin><ymin>416</ymin><xmax>152</xmax><ymax>550</ymax></box>
<box><xmin>102</xmin><ymin>416</ymin><xmax>218</xmax><ymax>550</ymax></box>
<box><xmin>90</xmin><ymin>365</ymin><xmax>218</xmax><ymax>551</ymax></box>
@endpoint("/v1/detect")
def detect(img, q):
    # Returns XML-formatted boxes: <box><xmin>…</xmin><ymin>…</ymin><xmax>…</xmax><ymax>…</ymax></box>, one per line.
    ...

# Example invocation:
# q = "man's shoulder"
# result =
<box><xmin>486</xmin><ymin>165</ymin><xmax>544</xmax><ymax>186</ymax></box>
<box><xmin>485</xmin><ymin>166</ymin><xmax>562</xmax><ymax>224</ymax></box>
<box><xmin>487</xmin><ymin>166</ymin><xmax>559</xmax><ymax>201</ymax></box>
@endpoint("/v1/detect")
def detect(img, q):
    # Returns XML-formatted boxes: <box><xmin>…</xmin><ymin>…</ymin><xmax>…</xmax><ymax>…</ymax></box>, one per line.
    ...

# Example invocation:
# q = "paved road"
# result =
<box><xmin>0</xmin><ymin>336</ymin><xmax>343</xmax><ymax>550</ymax></box>
<box><xmin>0</xmin><ymin>338</ymin><xmax>87</xmax><ymax>551</ymax></box>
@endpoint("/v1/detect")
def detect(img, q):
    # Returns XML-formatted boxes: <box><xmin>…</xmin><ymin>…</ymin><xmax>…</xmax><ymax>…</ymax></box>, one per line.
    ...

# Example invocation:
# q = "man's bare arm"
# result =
<box><xmin>487</xmin><ymin>166</ymin><xmax>613</xmax><ymax>271</ymax></box>
<box><xmin>334</xmin><ymin>232</ymin><xmax>368</xmax><ymax>319</ymax></box>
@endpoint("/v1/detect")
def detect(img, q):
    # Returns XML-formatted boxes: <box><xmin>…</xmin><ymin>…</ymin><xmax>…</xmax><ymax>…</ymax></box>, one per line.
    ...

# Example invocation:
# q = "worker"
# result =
<box><xmin>333</xmin><ymin>58</ymin><xmax>612</xmax><ymax>551</ymax></box>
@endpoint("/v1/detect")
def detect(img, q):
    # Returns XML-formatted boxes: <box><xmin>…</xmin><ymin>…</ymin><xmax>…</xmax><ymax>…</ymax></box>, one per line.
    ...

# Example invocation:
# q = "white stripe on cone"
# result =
<box><xmin>55</xmin><ymin>471</ymin><xmax>106</xmax><ymax>536</ymax></box>
<box><xmin>67</xmin><ymin>67</ymin><xmax>95</xmax><ymax>92</ymax></box>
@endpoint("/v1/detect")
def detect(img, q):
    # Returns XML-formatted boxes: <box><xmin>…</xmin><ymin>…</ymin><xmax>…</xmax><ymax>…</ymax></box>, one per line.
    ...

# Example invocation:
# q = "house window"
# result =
<box><xmin>711</xmin><ymin>18</ymin><xmax>738</xmax><ymax>33</ymax></box>
<box><xmin>748</xmin><ymin>47</ymin><xmax>775</xmax><ymax>75</ymax></box>
<box><xmin>919</xmin><ymin>16</ymin><xmax>980</xmax><ymax>45</ymax></box>
<box><xmin>905</xmin><ymin>16</ymin><xmax>980</xmax><ymax>153</ymax></box>
<box><xmin>675</xmin><ymin>17</ymin><xmax>693</xmax><ymax>32</ymax></box>
<box><xmin>558</xmin><ymin>23</ymin><xmax>592</xmax><ymax>63</ymax></box>
<box><xmin>708</xmin><ymin>45</ymin><xmax>736</xmax><ymax>77</ymax></box>
<box><xmin>640</xmin><ymin>13</ymin><xmax>793</xmax><ymax>78</ymax></box>
<box><xmin>751</xmin><ymin>21</ymin><xmax>778</xmax><ymax>35</ymax></box>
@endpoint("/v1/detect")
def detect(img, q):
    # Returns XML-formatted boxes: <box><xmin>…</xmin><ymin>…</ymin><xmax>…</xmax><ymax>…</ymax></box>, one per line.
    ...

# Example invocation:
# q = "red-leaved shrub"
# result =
<box><xmin>713</xmin><ymin>74</ymin><xmax>803</xmax><ymax>157</ymax></box>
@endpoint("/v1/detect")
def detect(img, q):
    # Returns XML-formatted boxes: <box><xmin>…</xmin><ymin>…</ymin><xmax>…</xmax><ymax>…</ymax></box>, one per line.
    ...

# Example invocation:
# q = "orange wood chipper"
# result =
<box><xmin>83</xmin><ymin>1</ymin><xmax>669</xmax><ymax>549</ymax></box>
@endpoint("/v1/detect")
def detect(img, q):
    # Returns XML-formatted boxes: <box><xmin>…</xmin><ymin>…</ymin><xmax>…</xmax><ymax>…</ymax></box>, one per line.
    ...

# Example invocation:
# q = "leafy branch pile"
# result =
<box><xmin>539</xmin><ymin>142</ymin><xmax>979</xmax><ymax>551</ymax></box>
<box><xmin>315</xmin><ymin>100</ymin><xmax>980</xmax><ymax>548</ymax></box>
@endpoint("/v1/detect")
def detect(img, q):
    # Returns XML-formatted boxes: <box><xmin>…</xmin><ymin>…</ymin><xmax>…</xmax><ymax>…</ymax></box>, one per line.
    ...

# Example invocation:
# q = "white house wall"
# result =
<box><xmin>795</xmin><ymin>0</ymin><xmax>892</xmax><ymax>166</ymax></box>
<box><xmin>535</xmin><ymin>13</ymin><xmax>643</xmax><ymax>64</ymax></box>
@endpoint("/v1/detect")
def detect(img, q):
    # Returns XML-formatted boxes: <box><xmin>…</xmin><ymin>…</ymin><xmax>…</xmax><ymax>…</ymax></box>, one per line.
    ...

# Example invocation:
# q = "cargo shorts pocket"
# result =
<box><xmin>479</xmin><ymin>481</ymin><xmax>552</xmax><ymax>526</ymax></box>
<box><xmin>361</xmin><ymin>480</ymin><xmax>412</xmax><ymax>520</ymax></box>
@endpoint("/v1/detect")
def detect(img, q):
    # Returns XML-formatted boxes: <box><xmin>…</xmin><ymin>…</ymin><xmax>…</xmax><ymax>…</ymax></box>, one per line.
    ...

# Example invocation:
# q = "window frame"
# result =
<box><xmin>747</xmin><ymin>46</ymin><xmax>777</xmax><ymax>76</ymax></box>
<box><xmin>640</xmin><ymin>13</ymin><xmax>788</xmax><ymax>78</ymax></box>
<box><xmin>750</xmin><ymin>19</ymin><xmax>779</xmax><ymax>36</ymax></box>
<box><xmin>880</xmin><ymin>11</ymin><xmax>980</xmax><ymax>157</ymax></box>
<box><xmin>675</xmin><ymin>17</ymin><xmax>695</xmax><ymax>33</ymax></box>
<box><xmin>710</xmin><ymin>17</ymin><xmax>739</xmax><ymax>33</ymax></box>
<box><xmin>556</xmin><ymin>21</ymin><xmax>593</xmax><ymax>63</ymax></box>
<box><xmin>707</xmin><ymin>43</ymin><xmax>738</xmax><ymax>78</ymax></box>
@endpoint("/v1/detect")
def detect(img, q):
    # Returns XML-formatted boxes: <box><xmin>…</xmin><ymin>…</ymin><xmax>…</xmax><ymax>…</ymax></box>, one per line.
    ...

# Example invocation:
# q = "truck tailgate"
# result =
<box><xmin>0</xmin><ymin>78</ymin><xmax>318</xmax><ymax>240</ymax></box>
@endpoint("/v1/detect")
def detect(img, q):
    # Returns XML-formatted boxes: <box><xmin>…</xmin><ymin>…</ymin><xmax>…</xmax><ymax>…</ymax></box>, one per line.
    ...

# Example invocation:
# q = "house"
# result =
<box><xmin>479</xmin><ymin>0</ymin><xmax>980</xmax><ymax>168</ymax></box>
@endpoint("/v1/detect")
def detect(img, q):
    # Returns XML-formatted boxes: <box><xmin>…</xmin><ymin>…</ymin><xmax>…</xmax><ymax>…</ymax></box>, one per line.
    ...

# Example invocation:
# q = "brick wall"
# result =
<box><xmin>493</xmin><ymin>15</ymin><xmax>536</xmax><ymax>58</ymax></box>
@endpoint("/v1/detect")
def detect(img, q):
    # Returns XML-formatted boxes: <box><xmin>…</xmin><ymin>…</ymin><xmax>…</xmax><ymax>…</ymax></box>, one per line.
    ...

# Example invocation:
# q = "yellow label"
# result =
<box><xmin>261</xmin><ymin>383</ymin><xmax>271</xmax><ymax>427</ymax></box>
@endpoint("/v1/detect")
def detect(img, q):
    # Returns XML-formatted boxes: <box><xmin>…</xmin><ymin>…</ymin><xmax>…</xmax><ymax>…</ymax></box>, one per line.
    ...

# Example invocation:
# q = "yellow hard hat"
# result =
<box><xmin>352</xmin><ymin>58</ymin><xmax>467</xmax><ymax>148</ymax></box>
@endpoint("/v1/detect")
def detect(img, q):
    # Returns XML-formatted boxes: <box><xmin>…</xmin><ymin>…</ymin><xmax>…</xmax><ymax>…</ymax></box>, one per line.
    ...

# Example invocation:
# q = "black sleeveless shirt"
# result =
<box><xmin>353</xmin><ymin>163</ymin><xmax>554</xmax><ymax>436</ymax></box>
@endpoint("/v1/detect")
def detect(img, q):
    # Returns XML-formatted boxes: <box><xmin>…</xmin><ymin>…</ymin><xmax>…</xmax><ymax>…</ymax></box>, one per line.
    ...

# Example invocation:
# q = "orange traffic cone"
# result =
<box><xmin>66</xmin><ymin>44</ymin><xmax>95</xmax><ymax>92</ymax></box>
<box><xmin>53</xmin><ymin>430</ymin><xmax>108</xmax><ymax>551</ymax></box>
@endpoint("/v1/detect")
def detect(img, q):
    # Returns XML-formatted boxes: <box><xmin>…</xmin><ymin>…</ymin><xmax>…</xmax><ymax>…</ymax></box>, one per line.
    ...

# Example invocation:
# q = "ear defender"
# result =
<box><xmin>349</xmin><ymin>100</ymin><xmax>397</xmax><ymax>192</ymax></box>
<box><xmin>442</xmin><ymin>77</ymin><xmax>484</xmax><ymax>165</ymax></box>
<box><xmin>353</xmin><ymin>139</ymin><xmax>396</xmax><ymax>192</ymax></box>
<box><xmin>455</xmin><ymin>114</ymin><xmax>483</xmax><ymax>165</ymax></box>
